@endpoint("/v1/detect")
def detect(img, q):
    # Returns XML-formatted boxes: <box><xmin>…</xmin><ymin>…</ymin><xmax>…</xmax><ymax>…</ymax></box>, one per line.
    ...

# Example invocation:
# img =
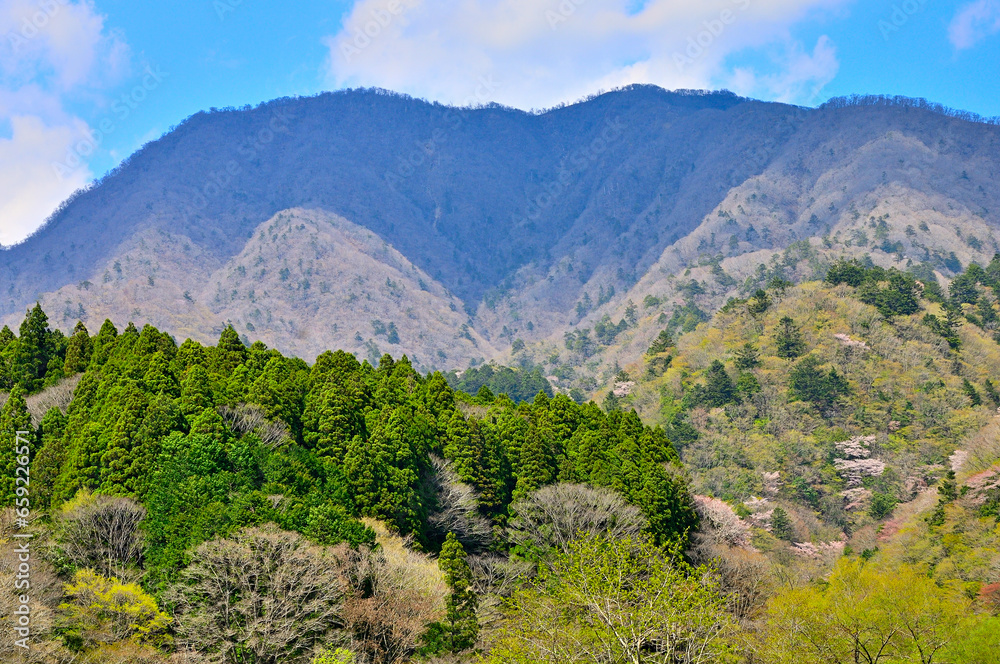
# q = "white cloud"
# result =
<box><xmin>0</xmin><ymin>0</ymin><xmax>129</xmax><ymax>246</ymax></box>
<box><xmin>727</xmin><ymin>35</ymin><xmax>839</xmax><ymax>105</ymax></box>
<box><xmin>323</xmin><ymin>0</ymin><xmax>847</xmax><ymax>110</ymax></box>
<box><xmin>0</xmin><ymin>115</ymin><xmax>90</xmax><ymax>246</ymax></box>
<box><xmin>949</xmin><ymin>0</ymin><xmax>1000</xmax><ymax>50</ymax></box>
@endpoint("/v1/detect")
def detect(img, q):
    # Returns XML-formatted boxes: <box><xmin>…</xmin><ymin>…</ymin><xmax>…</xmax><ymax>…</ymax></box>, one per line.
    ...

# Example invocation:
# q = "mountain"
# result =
<box><xmin>2</xmin><ymin>86</ymin><xmax>999</xmax><ymax>376</ymax></box>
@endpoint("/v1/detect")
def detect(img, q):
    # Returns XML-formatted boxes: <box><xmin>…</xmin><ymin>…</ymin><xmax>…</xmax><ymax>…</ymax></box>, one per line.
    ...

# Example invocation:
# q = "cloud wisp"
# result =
<box><xmin>323</xmin><ymin>0</ymin><xmax>846</xmax><ymax>110</ymax></box>
<box><xmin>0</xmin><ymin>0</ymin><xmax>130</xmax><ymax>246</ymax></box>
<box><xmin>949</xmin><ymin>0</ymin><xmax>1000</xmax><ymax>50</ymax></box>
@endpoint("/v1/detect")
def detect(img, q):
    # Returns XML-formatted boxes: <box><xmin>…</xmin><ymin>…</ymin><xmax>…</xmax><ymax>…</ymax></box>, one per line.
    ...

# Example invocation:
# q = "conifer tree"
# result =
<box><xmin>175</xmin><ymin>339</ymin><xmax>209</xmax><ymax>373</ymax></box>
<box><xmin>179</xmin><ymin>365</ymin><xmax>215</xmax><ymax>418</ymax></box>
<box><xmin>774</xmin><ymin>316</ymin><xmax>806</xmax><ymax>359</ymax></box>
<box><xmin>0</xmin><ymin>386</ymin><xmax>32</xmax><ymax>506</ymax></box>
<box><xmin>702</xmin><ymin>360</ymin><xmax>737</xmax><ymax>408</ymax></box>
<box><xmin>0</xmin><ymin>325</ymin><xmax>15</xmax><ymax>389</ymax></box>
<box><xmin>213</xmin><ymin>326</ymin><xmax>248</xmax><ymax>376</ymax></box>
<box><xmin>423</xmin><ymin>371</ymin><xmax>455</xmax><ymax>420</ymax></box>
<box><xmin>770</xmin><ymin>506</ymin><xmax>794</xmax><ymax>540</ymax></box>
<box><xmin>88</xmin><ymin>319</ymin><xmax>119</xmax><ymax>368</ymax></box>
<box><xmin>962</xmin><ymin>379</ymin><xmax>982</xmax><ymax>406</ymax></box>
<box><xmin>54</xmin><ymin>422</ymin><xmax>104</xmax><ymax>505</ymax></box>
<box><xmin>734</xmin><ymin>342</ymin><xmax>761</xmax><ymax>370</ymax></box>
<box><xmin>512</xmin><ymin>424</ymin><xmax>553</xmax><ymax>502</ymax></box>
<box><xmin>421</xmin><ymin>532</ymin><xmax>478</xmax><ymax>653</ymax></box>
<box><xmin>0</xmin><ymin>325</ymin><xmax>14</xmax><ymax>352</ymax></box>
<box><xmin>647</xmin><ymin>329</ymin><xmax>674</xmax><ymax>355</ymax></box>
<box><xmin>303</xmin><ymin>378</ymin><xmax>369</xmax><ymax>461</ymax></box>
<box><xmin>63</xmin><ymin>321</ymin><xmax>93</xmax><ymax>375</ymax></box>
<box><xmin>444</xmin><ymin>410</ymin><xmax>475</xmax><ymax>479</ymax></box>
<box><xmin>31</xmin><ymin>407</ymin><xmax>68</xmax><ymax>509</ymax></box>
<box><xmin>143</xmin><ymin>351</ymin><xmax>180</xmax><ymax>397</ymax></box>
<box><xmin>637</xmin><ymin>463</ymin><xmax>698</xmax><ymax>546</ymax></box>
<box><xmin>12</xmin><ymin>303</ymin><xmax>54</xmax><ymax>391</ymax></box>
<box><xmin>98</xmin><ymin>381</ymin><xmax>149</xmax><ymax>495</ymax></box>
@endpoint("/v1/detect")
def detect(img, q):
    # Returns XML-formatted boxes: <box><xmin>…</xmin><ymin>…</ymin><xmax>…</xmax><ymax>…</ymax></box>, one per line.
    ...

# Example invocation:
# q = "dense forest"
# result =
<box><xmin>1</xmin><ymin>258</ymin><xmax>999</xmax><ymax>663</ymax></box>
<box><xmin>0</xmin><ymin>307</ymin><xmax>697</xmax><ymax>663</ymax></box>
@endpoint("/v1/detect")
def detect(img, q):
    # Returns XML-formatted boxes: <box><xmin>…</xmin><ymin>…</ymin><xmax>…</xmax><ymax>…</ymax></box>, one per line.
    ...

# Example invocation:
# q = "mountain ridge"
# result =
<box><xmin>3</xmin><ymin>85</ymin><xmax>1000</xmax><ymax>378</ymax></box>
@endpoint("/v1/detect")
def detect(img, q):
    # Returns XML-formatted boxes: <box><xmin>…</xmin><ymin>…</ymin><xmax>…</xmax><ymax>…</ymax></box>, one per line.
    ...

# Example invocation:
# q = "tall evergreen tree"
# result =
<box><xmin>31</xmin><ymin>407</ymin><xmax>69</xmax><ymax>509</ymax></box>
<box><xmin>0</xmin><ymin>386</ymin><xmax>32</xmax><ymax>506</ymax></box>
<box><xmin>774</xmin><ymin>316</ymin><xmax>806</xmax><ymax>359</ymax></box>
<box><xmin>0</xmin><ymin>325</ymin><xmax>15</xmax><ymax>389</ymax></box>
<box><xmin>733</xmin><ymin>342</ymin><xmax>761</xmax><ymax>370</ymax></box>
<box><xmin>702</xmin><ymin>360</ymin><xmax>737</xmax><ymax>408</ymax></box>
<box><xmin>63</xmin><ymin>321</ymin><xmax>93</xmax><ymax>375</ymax></box>
<box><xmin>512</xmin><ymin>423</ymin><xmax>554</xmax><ymax>502</ymax></box>
<box><xmin>421</xmin><ymin>532</ymin><xmax>478</xmax><ymax>653</ymax></box>
<box><xmin>88</xmin><ymin>319</ymin><xmax>119</xmax><ymax>368</ymax></box>
<box><xmin>12</xmin><ymin>304</ymin><xmax>54</xmax><ymax>391</ymax></box>
<box><xmin>179</xmin><ymin>365</ymin><xmax>215</xmax><ymax>418</ymax></box>
<box><xmin>212</xmin><ymin>326</ymin><xmax>248</xmax><ymax>376</ymax></box>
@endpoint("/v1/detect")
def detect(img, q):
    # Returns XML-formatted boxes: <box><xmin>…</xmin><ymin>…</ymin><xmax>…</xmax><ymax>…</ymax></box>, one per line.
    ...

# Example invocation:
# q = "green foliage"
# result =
<box><xmin>484</xmin><ymin>534</ymin><xmax>734</xmax><ymax>664</ymax></box>
<box><xmin>698</xmin><ymin>360</ymin><xmax>737</xmax><ymax>408</ymax></box>
<box><xmin>868</xmin><ymin>492</ymin><xmax>898</xmax><ymax>520</ymax></box>
<box><xmin>0</xmin><ymin>303</ymin><xmax>69</xmax><ymax>391</ymax></box>
<box><xmin>421</xmin><ymin>533</ymin><xmax>478</xmax><ymax>654</ymax></box>
<box><xmin>734</xmin><ymin>342</ymin><xmax>761</xmax><ymax>370</ymax></box>
<box><xmin>444</xmin><ymin>363</ymin><xmax>552</xmax><ymax>403</ymax></box>
<box><xmin>962</xmin><ymin>379</ymin><xmax>982</xmax><ymax>406</ymax></box>
<box><xmin>774</xmin><ymin>316</ymin><xmax>806</xmax><ymax>359</ymax></box>
<box><xmin>56</xmin><ymin>569</ymin><xmax>171</xmax><ymax>653</ymax></box>
<box><xmin>647</xmin><ymin>329</ymin><xmax>674</xmax><ymax>355</ymax></box>
<box><xmin>827</xmin><ymin>259</ymin><xmax>922</xmax><ymax>317</ymax></box>
<box><xmin>63</xmin><ymin>321</ymin><xmax>93</xmax><ymax>375</ymax></box>
<box><xmin>757</xmin><ymin>559</ymin><xmax>990</xmax><ymax>664</ymax></box>
<box><xmin>769</xmin><ymin>506</ymin><xmax>793</xmax><ymax>540</ymax></box>
<box><xmin>313</xmin><ymin>648</ymin><xmax>355</xmax><ymax>664</ymax></box>
<box><xmin>0</xmin><ymin>385</ymin><xmax>32</xmax><ymax>506</ymax></box>
<box><xmin>788</xmin><ymin>355</ymin><xmax>850</xmax><ymax>412</ymax></box>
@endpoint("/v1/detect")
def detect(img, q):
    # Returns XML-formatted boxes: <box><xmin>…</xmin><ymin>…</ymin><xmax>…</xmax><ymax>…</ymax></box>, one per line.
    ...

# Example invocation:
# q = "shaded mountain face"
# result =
<box><xmin>2</xmin><ymin>86</ymin><xmax>999</xmax><ymax>371</ymax></box>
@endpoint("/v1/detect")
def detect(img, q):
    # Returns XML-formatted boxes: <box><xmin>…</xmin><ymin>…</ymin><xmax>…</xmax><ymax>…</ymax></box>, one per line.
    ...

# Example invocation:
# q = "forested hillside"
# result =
<box><xmin>0</xmin><ymin>307</ymin><xmax>700</xmax><ymax>663</ymax></box>
<box><xmin>1</xmin><ymin>283</ymin><xmax>998</xmax><ymax>662</ymax></box>
<box><xmin>609</xmin><ymin>255</ymin><xmax>1000</xmax><ymax>591</ymax></box>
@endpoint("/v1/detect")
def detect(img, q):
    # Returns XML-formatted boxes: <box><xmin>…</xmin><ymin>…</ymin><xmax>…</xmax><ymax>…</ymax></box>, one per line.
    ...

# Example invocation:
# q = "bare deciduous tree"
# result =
<box><xmin>694</xmin><ymin>542</ymin><xmax>773</xmax><ymax>622</ymax></box>
<box><xmin>26</xmin><ymin>374</ymin><xmax>82</xmax><ymax>425</ymax></box>
<box><xmin>167</xmin><ymin>526</ymin><xmax>344</xmax><ymax>664</ymax></box>
<box><xmin>425</xmin><ymin>455</ymin><xmax>492</xmax><ymax>551</ymax></box>
<box><xmin>58</xmin><ymin>491</ymin><xmax>146</xmax><ymax>581</ymax></box>
<box><xmin>507</xmin><ymin>483</ymin><xmax>647</xmax><ymax>556</ymax></box>
<box><xmin>467</xmin><ymin>554</ymin><xmax>533</xmax><ymax>631</ymax></box>
<box><xmin>218</xmin><ymin>403</ymin><xmax>291</xmax><ymax>448</ymax></box>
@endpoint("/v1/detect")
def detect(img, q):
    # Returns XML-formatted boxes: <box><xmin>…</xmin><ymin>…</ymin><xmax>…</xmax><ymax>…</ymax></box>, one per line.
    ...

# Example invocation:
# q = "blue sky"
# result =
<box><xmin>2</xmin><ymin>0</ymin><xmax>999</xmax><ymax>245</ymax></box>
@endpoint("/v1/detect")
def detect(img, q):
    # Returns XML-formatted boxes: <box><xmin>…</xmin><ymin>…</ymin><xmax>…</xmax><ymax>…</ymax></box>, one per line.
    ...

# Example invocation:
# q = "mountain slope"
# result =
<box><xmin>2</xmin><ymin>87</ymin><xmax>1000</xmax><ymax>374</ymax></box>
<box><xmin>607</xmin><ymin>259</ymin><xmax>1000</xmax><ymax>579</ymax></box>
<box><xmin>25</xmin><ymin>209</ymin><xmax>495</xmax><ymax>370</ymax></box>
